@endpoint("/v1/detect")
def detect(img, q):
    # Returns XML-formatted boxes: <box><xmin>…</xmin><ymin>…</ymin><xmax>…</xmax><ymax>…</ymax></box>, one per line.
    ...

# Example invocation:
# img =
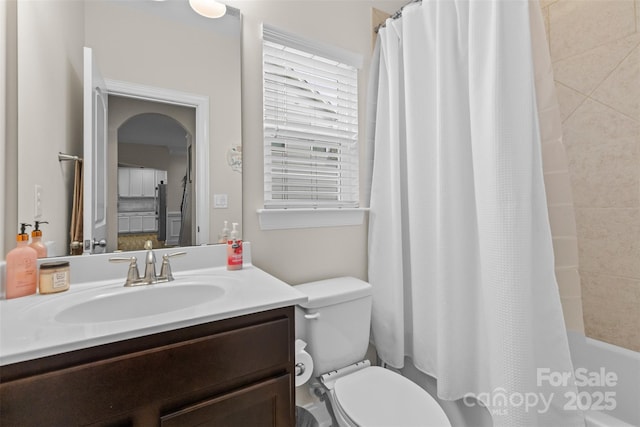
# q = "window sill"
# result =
<box><xmin>257</xmin><ymin>208</ymin><xmax>369</xmax><ymax>230</ymax></box>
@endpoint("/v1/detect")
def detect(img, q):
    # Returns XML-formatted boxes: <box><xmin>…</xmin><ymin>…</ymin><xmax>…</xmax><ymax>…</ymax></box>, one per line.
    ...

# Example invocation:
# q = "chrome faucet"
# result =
<box><xmin>142</xmin><ymin>240</ymin><xmax>157</xmax><ymax>284</ymax></box>
<box><xmin>109</xmin><ymin>240</ymin><xmax>186</xmax><ymax>287</ymax></box>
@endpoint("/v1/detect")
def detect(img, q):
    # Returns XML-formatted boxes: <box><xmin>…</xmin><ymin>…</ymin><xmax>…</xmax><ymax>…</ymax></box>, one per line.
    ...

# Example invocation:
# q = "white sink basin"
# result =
<box><xmin>55</xmin><ymin>282</ymin><xmax>226</xmax><ymax>324</ymax></box>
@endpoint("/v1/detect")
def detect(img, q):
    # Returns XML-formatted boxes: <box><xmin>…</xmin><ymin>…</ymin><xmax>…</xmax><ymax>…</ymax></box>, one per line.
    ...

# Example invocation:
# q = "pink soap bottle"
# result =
<box><xmin>29</xmin><ymin>220</ymin><xmax>48</xmax><ymax>258</ymax></box>
<box><xmin>226</xmin><ymin>222</ymin><xmax>243</xmax><ymax>271</ymax></box>
<box><xmin>6</xmin><ymin>223</ymin><xmax>38</xmax><ymax>299</ymax></box>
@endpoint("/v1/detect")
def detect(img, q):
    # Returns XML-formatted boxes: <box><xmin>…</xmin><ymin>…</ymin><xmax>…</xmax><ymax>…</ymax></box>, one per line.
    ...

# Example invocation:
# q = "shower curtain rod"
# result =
<box><xmin>375</xmin><ymin>0</ymin><xmax>422</xmax><ymax>33</ymax></box>
<box><xmin>58</xmin><ymin>152</ymin><xmax>82</xmax><ymax>162</ymax></box>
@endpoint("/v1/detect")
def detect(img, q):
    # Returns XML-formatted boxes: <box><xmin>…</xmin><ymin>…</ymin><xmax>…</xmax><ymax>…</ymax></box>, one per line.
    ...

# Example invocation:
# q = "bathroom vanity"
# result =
<box><xmin>1</xmin><ymin>307</ymin><xmax>294</xmax><ymax>426</ymax></box>
<box><xmin>0</xmin><ymin>244</ymin><xmax>305</xmax><ymax>426</ymax></box>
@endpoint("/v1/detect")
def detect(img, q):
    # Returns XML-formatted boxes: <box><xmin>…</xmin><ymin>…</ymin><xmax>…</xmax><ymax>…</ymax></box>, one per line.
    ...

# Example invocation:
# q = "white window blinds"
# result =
<box><xmin>262</xmin><ymin>25</ymin><xmax>360</xmax><ymax>209</ymax></box>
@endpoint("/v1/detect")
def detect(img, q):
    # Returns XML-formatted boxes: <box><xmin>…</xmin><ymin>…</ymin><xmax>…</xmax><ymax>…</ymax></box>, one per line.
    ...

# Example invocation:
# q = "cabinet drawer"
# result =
<box><xmin>0</xmin><ymin>317</ymin><xmax>291</xmax><ymax>426</ymax></box>
<box><xmin>161</xmin><ymin>374</ymin><xmax>292</xmax><ymax>427</ymax></box>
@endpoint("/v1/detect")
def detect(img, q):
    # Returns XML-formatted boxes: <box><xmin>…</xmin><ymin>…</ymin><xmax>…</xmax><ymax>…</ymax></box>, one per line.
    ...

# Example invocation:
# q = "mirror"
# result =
<box><xmin>15</xmin><ymin>0</ymin><xmax>242</xmax><ymax>257</ymax></box>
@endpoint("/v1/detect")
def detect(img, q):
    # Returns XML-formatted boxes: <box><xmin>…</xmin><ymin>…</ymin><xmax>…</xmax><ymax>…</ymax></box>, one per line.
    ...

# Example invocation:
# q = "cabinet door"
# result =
<box><xmin>142</xmin><ymin>169</ymin><xmax>156</xmax><ymax>196</ymax></box>
<box><xmin>161</xmin><ymin>375</ymin><xmax>292</xmax><ymax>427</ymax></box>
<box><xmin>129</xmin><ymin>169</ymin><xmax>144</xmax><ymax>197</ymax></box>
<box><xmin>142</xmin><ymin>214</ymin><xmax>156</xmax><ymax>232</ymax></box>
<box><xmin>166</xmin><ymin>212</ymin><xmax>181</xmax><ymax>245</ymax></box>
<box><xmin>118</xmin><ymin>215</ymin><xmax>130</xmax><ymax>233</ymax></box>
<box><xmin>130</xmin><ymin>215</ymin><xmax>143</xmax><ymax>233</ymax></box>
<box><xmin>118</xmin><ymin>168</ymin><xmax>130</xmax><ymax>197</ymax></box>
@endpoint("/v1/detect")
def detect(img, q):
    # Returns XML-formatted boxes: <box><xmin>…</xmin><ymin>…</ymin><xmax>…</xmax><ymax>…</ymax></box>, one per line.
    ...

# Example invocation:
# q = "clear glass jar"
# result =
<box><xmin>39</xmin><ymin>261</ymin><xmax>70</xmax><ymax>294</ymax></box>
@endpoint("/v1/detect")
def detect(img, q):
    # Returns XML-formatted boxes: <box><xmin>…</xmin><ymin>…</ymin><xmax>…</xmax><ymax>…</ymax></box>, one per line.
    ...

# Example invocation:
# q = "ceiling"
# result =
<box><xmin>118</xmin><ymin>112</ymin><xmax>189</xmax><ymax>152</ymax></box>
<box><xmin>115</xmin><ymin>0</ymin><xmax>241</xmax><ymax>36</ymax></box>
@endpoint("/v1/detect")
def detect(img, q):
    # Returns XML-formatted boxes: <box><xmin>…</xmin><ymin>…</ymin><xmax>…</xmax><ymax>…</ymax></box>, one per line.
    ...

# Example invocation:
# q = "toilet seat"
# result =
<box><xmin>332</xmin><ymin>366</ymin><xmax>452</xmax><ymax>427</ymax></box>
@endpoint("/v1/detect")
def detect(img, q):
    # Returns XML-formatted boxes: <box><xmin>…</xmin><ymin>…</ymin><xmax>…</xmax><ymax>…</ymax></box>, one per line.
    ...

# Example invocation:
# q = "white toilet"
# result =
<box><xmin>295</xmin><ymin>277</ymin><xmax>452</xmax><ymax>427</ymax></box>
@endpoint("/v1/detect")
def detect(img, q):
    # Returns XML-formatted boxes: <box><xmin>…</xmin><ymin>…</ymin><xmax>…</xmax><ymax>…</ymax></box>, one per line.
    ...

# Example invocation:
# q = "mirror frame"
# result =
<box><xmin>105</xmin><ymin>79</ymin><xmax>210</xmax><ymax>245</ymax></box>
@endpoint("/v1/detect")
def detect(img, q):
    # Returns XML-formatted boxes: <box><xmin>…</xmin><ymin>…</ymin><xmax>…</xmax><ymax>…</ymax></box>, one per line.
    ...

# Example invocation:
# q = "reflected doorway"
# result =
<box><xmin>109</xmin><ymin>96</ymin><xmax>196</xmax><ymax>251</ymax></box>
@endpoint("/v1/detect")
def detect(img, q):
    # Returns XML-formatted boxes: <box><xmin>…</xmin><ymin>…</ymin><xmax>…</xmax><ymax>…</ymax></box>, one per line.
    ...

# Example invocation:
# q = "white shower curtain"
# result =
<box><xmin>367</xmin><ymin>1</ymin><xmax>583</xmax><ymax>425</ymax></box>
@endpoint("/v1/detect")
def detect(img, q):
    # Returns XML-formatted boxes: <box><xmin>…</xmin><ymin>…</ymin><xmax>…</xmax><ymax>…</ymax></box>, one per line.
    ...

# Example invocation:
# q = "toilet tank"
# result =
<box><xmin>295</xmin><ymin>277</ymin><xmax>372</xmax><ymax>376</ymax></box>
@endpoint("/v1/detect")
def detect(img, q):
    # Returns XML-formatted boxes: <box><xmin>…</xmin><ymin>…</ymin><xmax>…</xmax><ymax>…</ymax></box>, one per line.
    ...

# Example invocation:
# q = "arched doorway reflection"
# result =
<box><xmin>116</xmin><ymin>111</ymin><xmax>194</xmax><ymax>251</ymax></box>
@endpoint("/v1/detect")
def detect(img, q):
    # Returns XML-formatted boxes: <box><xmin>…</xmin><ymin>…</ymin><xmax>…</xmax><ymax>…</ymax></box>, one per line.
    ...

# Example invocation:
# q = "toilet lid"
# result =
<box><xmin>334</xmin><ymin>366</ymin><xmax>452</xmax><ymax>427</ymax></box>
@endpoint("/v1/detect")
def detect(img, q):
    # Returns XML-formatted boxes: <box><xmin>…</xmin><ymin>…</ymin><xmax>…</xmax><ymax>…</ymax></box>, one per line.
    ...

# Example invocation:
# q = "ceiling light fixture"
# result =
<box><xmin>189</xmin><ymin>0</ymin><xmax>226</xmax><ymax>18</ymax></box>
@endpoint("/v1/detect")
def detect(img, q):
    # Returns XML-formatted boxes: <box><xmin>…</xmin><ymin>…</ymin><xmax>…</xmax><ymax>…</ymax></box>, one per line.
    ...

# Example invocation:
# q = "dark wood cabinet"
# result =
<box><xmin>161</xmin><ymin>374</ymin><xmax>291</xmax><ymax>427</ymax></box>
<box><xmin>0</xmin><ymin>307</ymin><xmax>295</xmax><ymax>427</ymax></box>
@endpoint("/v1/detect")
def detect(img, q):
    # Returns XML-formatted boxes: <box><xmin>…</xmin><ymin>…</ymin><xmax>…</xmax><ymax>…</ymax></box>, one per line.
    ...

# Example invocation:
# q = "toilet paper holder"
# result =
<box><xmin>294</xmin><ymin>339</ymin><xmax>314</xmax><ymax>386</ymax></box>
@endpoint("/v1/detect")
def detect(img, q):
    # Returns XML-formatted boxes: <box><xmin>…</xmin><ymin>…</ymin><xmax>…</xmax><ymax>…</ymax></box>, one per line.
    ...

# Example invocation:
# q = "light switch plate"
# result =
<box><xmin>214</xmin><ymin>193</ymin><xmax>228</xmax><ymax>209</ymax></box>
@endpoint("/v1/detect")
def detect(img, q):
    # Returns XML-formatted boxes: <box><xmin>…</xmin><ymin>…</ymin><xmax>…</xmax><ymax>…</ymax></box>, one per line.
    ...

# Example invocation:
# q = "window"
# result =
<box><xmin>262</xmin><ymin>25</ymin><xmax>360</xmax><ymax>211</ymax></box>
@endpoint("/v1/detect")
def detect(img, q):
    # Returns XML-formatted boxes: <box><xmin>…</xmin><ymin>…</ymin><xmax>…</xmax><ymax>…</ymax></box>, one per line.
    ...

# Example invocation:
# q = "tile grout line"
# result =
<box><xmin>555</xmin><ymin>41</ymin><xmax>640</xmax><ymax>124</ymax></box>
<box><xmin>578</xmin><ymin>269</ymin><xmax>640</xmax><ymax>283</ymax></box>
<box><xmin>549</xmin><ymin>28</ymin><xmax>639</xmax><ymax>64</ymax></box>
<box><xmin>559</xmin><ymin>90</ymin><xmax>640</xmax><ymax>126</ymax></box>
<box><xmin>587</xmin><ymin>40</ymin><xmax>640</xmax><ymax>97</ymax></box>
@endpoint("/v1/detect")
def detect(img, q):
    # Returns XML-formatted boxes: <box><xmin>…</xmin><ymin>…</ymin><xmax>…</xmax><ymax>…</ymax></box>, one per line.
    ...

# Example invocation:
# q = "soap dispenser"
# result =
<box><xmin>5</xmin><ymin>223</ymin><xmax>38</xmax><ymax>299</ymax></box>
<box><xmin>30</xmin><ymin>220</ymin><xmax>49</xmax><ymax>258</ymax></box>
<box><xmin>226</xmin><ymin>222</ymin><xmax>243</xmax><ymax>270</ymax></box>
<box><xmin>218</xmin><ymin>220</ymin><xmax>230</xmax><ymax>244</ymax></box>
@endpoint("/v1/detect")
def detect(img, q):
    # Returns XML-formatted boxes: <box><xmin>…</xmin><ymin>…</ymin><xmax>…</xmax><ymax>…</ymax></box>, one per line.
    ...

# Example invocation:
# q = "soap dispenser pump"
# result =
<box><xmin>5</xmin><ymin>223</ymin><xmax>38</xmax><ymax>299</ymax></box>
<box><xmin>30</xmin><ymin>220</ymin><xmax>49</xmax><ymax>258</ymax></box>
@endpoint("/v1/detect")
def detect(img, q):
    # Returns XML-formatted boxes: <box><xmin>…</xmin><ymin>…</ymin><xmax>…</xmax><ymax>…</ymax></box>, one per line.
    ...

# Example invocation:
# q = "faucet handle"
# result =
<box><xmin>159</xmin><ymin>251</ymin><xmax>187</xmax><ymax>281</ymax></box>
<box><xmin>165</xmin><ymin>251</ymin><xmax>187</xmax><ymax>258</ymax></box>
<box><xmin>109</xmin><ymin>256</ymin><xmax>141</xmax><ymax>287</ymax></box>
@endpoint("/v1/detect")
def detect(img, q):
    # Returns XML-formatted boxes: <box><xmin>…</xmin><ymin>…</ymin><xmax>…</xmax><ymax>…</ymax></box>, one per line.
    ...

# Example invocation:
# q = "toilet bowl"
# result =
<box><xmin>295</xmin><ymin>277</ymin><xmax>451</xmax><ymax>427</ymax></box>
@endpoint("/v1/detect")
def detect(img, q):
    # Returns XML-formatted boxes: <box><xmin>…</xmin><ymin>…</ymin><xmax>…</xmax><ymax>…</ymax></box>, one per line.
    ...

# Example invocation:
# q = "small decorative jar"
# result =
<box><xmin>70</xmin><ymin>241</ymin><xmax>83</xmax><ymax>256</ymax></box>
<box><xmin>38</xmin><ymin>261</ymin><xmax>70</xmax><ymax>294</ymax></box>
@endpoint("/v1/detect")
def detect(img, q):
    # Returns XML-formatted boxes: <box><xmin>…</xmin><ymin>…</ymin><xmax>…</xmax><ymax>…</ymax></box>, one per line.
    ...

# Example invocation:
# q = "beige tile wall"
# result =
<box><xmin>542</xmin><ymin>0</ymin><xmax>640</xmax><ymax>351</ymax></box>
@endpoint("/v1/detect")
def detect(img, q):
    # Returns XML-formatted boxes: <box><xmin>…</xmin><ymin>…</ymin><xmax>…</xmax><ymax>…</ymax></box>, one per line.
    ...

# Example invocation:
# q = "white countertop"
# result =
<box><xmin>0</xmin><ymin>244</ymin><xmax>306</xmax><ymax>366</ymax></box>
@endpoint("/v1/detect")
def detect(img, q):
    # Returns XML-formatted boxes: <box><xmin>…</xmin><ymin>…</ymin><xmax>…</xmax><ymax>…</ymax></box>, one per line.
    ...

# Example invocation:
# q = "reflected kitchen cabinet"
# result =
<box><xmin>129</xmin><ymin>168</ymin><xmax>156</xmax><ymax>198</ymax></box>
<box><xmin>118</xmin><ymin>167</ymin><xmax>166</xmax><ymax>198</ymax></box>
<box><xmin>118</xmin><ymin>168</ymin><xmax>130</xmax><ymax>197</ymax></box>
